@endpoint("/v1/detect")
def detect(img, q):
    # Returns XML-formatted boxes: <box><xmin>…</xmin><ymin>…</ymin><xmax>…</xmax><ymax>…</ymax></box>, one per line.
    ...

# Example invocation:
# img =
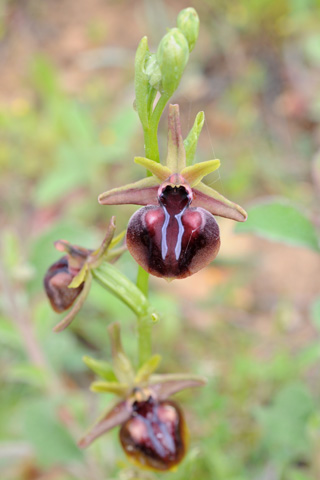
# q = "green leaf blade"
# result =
<box><xmin>235</xmin><ymin>198</ymin><xmax>320</xmax><ymax>252</ymax></box>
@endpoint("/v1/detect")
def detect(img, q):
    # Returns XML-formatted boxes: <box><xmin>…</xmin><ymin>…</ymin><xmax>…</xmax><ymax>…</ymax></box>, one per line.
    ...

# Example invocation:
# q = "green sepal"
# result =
<box><xmin>181</xmin><ymin>159</ymin><xmax>220</xmax><ymax>187</ymax></box>
<box><xmin>184</xmin><ymin>111</ymin><xmax>204</xmax><ymax>166</ymax></box>
<box><xmin>53</xmin><ymin>271</ymin><xmax>92</xmax><ymax>333</ymax></box>
<box><xmin>82</xmin><ymin>355</ymin><xmax>117</xmax><ymax>382</ymax></box>
<box><xmin>134</xmin><ymin>156</ymin><xmax>171</xmax><ymax>181</ymax></box>
<box><xmin>146</xmin><ymin>84</ymin><xmax>158</xmax><ymax>119</ymax></box>
<box><xmin>90</xmin><ymin>381</ymin><xmax>129</xmax><ymax>396</ymax></box>
<box><xmin>68</xmin><ymin>263</ymin><xmax>88</xmax><ymax>288</ymax></box>
<box><xmin>109</xmin><ymin>230</ymin><xmax>126</xmax><ymax>250</ymax></box>
<box><xmin>108</xmin><ymin>323</ymin><xmax>135</xmax><ymax>385</ymax></box>
<box><xmin>105</xmin><ymin>245</ymin><xmax>127</xmax><ymax>263</ymax></box>
<box><xmin>144</xmin><ymin>53</ymin><xmax>161</xmax><ymax>90</ymax></box>
<box><xmin>134</xmin><ymin>354</ymin><xmax>162</xmax><ymax>384</ymax></box>
<box><xmin>88</xmin><ymin>217</ymin><xmax>116</xmax><ymax>267</ymax></box>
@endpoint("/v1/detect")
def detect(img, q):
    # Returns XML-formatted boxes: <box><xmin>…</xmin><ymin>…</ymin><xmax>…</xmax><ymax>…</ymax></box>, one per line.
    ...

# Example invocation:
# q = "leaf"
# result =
<box><xmin>287</xmin><ymin>468</ymin><xmax>314</xmax><ymax>480</ymax></box>
<box><xmin>23</xmin><ymin>399</ymin><xmax>83</xmax><ymax>467</ymax></box>
<box><xmin>30</xmin><ymin>56</ymin><xmax>61</xmax><ymax>99</ymax></box>
<box><xmin>255</xmin><ymin>382</ymin><xmax>315</xmax><ymax>466</ymax></box>
<box><xmin>7</xmin><ymin>364</ymin><xmax>48</xmax><ymax>388</ymax></box>
<box><xmin>68</xmin><ymin>264</ymin><xmax>88</xmax><ymax>289</ymax></box>
<box><xmin>0</xmin><ymin>316</ymin><xmax>22</xmax><ymax>350</ymax></box>
<box><xmin>235</xmin><ymin>198</ymin><xmax>320</xmax><ymax>252</ymax></box>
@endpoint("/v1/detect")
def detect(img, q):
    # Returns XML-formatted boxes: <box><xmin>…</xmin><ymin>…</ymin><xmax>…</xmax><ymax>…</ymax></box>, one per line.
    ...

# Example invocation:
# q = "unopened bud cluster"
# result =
<box><xmin>147</xmin><ymin>8</ymin><xmax>199</xmax><ymax>97</ymax></box>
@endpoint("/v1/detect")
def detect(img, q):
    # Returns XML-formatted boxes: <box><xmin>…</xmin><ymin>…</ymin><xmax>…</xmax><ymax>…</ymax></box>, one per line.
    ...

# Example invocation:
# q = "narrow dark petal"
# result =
<box><xmin>98</xmin><ymin>177</ymin><xmax>159</xmax><ymax>206</ymax></box>
<box><xmin>119</xmin><ymin>398</ymin><xmax>186</xmax><ymax>471</ymax></box>
<box><xmin>52</xmin><ymin>272</ymin><xmax>92</xmax><ymax>333</ymax></box>
<box><xmin>78</xmin><ymin>400</ymin><xmax>131</xmax><ymax>449</ymax></box>
<box><xmin>149</xmin><ymin>377</ymin><xmax>207</xmax><ymax>400</ymax></box>
<box><xmin>192</xmin><ymin>184</ymin><xmax>247</xmax><ymax>222</ymax></box>
<box><xmin>44</xmin><ymin>257</ymin><xmax>84</xmax><ymax>312</ymax></box>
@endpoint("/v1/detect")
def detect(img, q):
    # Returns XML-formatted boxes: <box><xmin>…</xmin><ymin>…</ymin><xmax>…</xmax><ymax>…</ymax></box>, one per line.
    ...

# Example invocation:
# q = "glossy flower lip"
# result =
<box><xmin>78</xmin><ymin>380</ymin><xmax>203</xmax><ymax>472</ymax></box>
<box><xmin>98</xmin><ymin>104</ymin><xmax>247</xmax><ymax>223</ymax></box>
<box><xmin>119</xmin><ymin>397</ymin><xmax>186</xmax><ymax>471</ymax></box>
<box><xmin>126</xmin><ymin>183</ymin><xmax>221</xmax><ymax>278</ymax></box>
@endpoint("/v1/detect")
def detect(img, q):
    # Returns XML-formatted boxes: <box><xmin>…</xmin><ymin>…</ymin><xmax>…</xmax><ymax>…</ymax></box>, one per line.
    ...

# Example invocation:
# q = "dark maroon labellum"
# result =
<box><xmin>126</xmin><ymin>183</ymin><xmax>220</xmax><ymax>278</ymax></box>
<box><xmin>44</xmin><ymin>257</ymin><xmax>84</xmax><ymax>312</ymax></box>
<box><xmin>119</xmin><ymin>397</ymin><xmax>186</xmax><ymax>471</ymax></box>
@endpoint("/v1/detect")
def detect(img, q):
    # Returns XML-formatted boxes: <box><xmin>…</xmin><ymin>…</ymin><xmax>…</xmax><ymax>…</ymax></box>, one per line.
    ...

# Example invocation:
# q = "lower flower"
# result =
<box><xmin>120</xmin><ymin>396</ymin><xmax>187</xmax><ymax>471</ymax></box>
<box><xmin>78</xmin><ymin>323</ymin><xmax>206</xmax><ymax>472</ymax></box>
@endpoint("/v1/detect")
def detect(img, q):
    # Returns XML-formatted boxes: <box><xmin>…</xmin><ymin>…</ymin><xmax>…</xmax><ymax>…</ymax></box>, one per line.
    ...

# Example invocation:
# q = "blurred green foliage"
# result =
<box><xmin>235</xmin><ymin>199</ymin><xmax>320</xmax><ymax>252</ymax></box>
<box><xmin>1</xmin><ymin>0</ymin><xmax>320</xmax><ymax>479</ymax></box>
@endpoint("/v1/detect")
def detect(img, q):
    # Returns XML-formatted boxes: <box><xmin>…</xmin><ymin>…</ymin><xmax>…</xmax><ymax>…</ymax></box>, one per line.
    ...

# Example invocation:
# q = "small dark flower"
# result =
<box><xmin>99</xmin><ymin>104</ymin><xmax>247</xmax><ymax>279</ymax></box>
<box><xmin>44</xmin><ymin>256</ymin><xmax>85</xmax><ymax>312</ymax></box>
<box><xmin>79</xmin><ymin>323</ymin><xmax>206</xmax><ymax>472</ymax></box>
<box><xmin>44</xmin><ymin>218</ymin><xmax>125</xmax><ymax>332</ymax></box>
<box><xmin>120</xmin><ymin>396</ymin><xmax>186</xmax><ymax>471</ymax></box>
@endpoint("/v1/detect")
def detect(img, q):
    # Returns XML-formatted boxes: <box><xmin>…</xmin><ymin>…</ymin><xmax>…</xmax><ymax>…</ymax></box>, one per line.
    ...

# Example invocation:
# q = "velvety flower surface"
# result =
<box><xmin>44</xmin><ymin>256</ymin><xmax>85</xmax><ymax>313</ymax></box>
<box><xmin>126</xmin><ymin>177</ymin><xmax>220</xmax><ymax>278</ymax></box>
<box><xmin>99</xmin><ymin>104</ymin><xmax>247</xmax><ymax>278</ymax></box>
<box><xmin>120</xmin><ymin>397</ymin><xmax>186</xmax><ymax>471</ymax></box>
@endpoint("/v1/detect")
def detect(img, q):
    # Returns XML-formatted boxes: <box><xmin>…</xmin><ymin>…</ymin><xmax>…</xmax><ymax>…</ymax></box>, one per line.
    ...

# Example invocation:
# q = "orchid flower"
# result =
<box><xmin>79</xmin><ymin>323</ymin><xmax>206</xmax><ymax>471</ymax></box>
<box><xmin>99</xmin><ymin>104</ymin><xmax>247</xmax><ymax>279</ymax></box>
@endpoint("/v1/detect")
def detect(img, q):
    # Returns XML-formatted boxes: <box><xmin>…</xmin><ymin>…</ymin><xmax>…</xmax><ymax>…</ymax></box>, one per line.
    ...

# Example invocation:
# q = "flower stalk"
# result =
<box><xmin>43</xmin><ymin>7</ymin><xmax>248</xmax><ymax>472</ymax></box>
<box><xmin>133</xmin><ymin>8</ymin><xmax>201</xmax><ymax>365</ymax></box>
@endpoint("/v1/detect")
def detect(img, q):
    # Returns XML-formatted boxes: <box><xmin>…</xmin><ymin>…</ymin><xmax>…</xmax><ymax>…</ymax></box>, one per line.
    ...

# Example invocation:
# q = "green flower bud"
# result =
<box><xmin>156</xmin><ymin>28</ymin><xmax>189</xmax><ymax>97</ymax></box>
<box><xmin>177</xmin><ymin>7</ymin><xmax>199</xmax><ymax>52</ymax></box>
<box><xmin>144</xmin><ymin>53</ymin><xmax>162</xmax><ymax>90</ymax></box>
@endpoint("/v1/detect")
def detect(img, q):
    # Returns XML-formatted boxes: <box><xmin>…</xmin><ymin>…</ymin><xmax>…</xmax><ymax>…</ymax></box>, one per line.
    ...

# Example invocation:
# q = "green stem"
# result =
<box><xmin>144</xmin><ymin>93</ymin><xmax>170</xmax><ymax>163</ymax></box>
<box><xmin>137</xmin><ymin>266</ymin><xmax>149</xmax><ymax>296</ymax></box>
<box><xmin>135</xmin><ymin>93</ymin><xmax>170</xmax><ymax>366</ymax></box>
<box><xmin>137</xmin><ymin>312</ymin><xmax>152</xmax><ymax>367</ymax></box>
<box><xmin>93</xmin><ymin>264</ymin><xmax>156</xmax><ymax>367</ymax></box>
<box><xmin>144</xmin><ymin>125</ymin><xmax>160</xmax><ymax>165</ymax></box>
<box><xmin>136</xmin><ymin>266</ymin><xmax>151</xmax><ymax>366</ymax></box>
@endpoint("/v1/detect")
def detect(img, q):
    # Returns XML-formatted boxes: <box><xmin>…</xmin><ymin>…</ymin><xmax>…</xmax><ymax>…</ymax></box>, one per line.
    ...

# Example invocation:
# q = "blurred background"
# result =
<box><xmin>1</xmin><ymin>0</ymin><xmax>320</xmax><ymax>479</ymax></box>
